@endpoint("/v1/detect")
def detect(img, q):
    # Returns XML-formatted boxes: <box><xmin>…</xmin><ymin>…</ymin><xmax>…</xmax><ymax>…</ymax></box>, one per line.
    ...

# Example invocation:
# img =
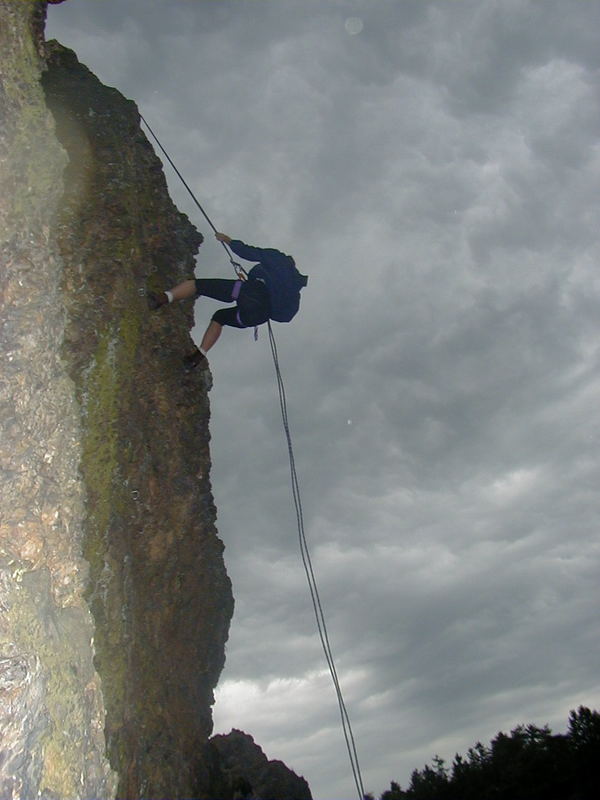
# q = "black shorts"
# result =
<box><xmin>195</xmin><ymin>278</ymin><xmax>271</xmax><ymax>328</ymax></box>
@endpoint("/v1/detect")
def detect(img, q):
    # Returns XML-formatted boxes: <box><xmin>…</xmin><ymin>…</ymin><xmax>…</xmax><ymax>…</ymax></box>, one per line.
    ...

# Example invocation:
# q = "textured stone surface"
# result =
<box><xmin>208</xmin><ymin>730</ymin><xmax>313</xmax><ymax>800</ymax></box>
<box><xmin>0</xmin><ymin>1</ymin><xmax>117</xmax><ymax>797</ymax></box>
<box><xmin>41</xmin><ymin>40</ymin><xmax>234</xmax><ymax>800</ymax></box>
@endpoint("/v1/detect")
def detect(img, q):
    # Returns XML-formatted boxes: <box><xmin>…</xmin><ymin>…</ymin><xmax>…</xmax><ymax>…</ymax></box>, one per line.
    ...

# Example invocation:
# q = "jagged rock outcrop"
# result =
<box><xmin>208</xmin><ymin>730</ymin><xmax>313</xmax><ymax>800</ymax></box>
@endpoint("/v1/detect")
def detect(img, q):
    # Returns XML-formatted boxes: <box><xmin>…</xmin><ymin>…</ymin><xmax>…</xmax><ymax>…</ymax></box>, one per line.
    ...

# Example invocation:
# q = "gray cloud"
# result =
<box><xmin>47</xmin><ymin>1</ymin><xmax>600</xmax><ymax>797</ymax></box>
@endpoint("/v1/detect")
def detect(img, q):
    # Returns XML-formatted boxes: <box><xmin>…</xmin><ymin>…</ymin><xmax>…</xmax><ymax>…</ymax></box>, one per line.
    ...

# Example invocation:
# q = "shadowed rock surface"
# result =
<box><xmin>208</xmin><ymin>730</ymin><xmax>313</xmax><ymax>800</ymax></box>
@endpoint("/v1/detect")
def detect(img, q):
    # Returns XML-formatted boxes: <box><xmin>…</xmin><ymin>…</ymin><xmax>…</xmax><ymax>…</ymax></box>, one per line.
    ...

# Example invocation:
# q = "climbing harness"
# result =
<box><xmin>139</xmin><ymin>115</ymin><xmax>366</xmax><ymax>800</ymax></box>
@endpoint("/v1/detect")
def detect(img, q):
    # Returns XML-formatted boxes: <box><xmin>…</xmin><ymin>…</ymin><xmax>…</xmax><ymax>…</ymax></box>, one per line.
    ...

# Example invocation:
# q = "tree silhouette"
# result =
<box><xmin>377</xmin><ymin>707</ymin><xmax>600</xmax><ymax>800</ymax></box>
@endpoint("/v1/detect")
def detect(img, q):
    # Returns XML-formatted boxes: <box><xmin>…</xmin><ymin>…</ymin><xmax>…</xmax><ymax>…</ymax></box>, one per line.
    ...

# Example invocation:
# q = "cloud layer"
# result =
<box><xmin>47</xmin><ymin>2</ymin><xmax>600</xmax><ymax>797</ymax></box>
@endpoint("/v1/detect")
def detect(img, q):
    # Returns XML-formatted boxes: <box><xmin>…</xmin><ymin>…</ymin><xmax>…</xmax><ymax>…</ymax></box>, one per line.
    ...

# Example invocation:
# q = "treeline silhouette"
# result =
<box><xmin>369</xmin><ymin>706</ymin><xmax>600</xmax><ymax>800</ymax></box>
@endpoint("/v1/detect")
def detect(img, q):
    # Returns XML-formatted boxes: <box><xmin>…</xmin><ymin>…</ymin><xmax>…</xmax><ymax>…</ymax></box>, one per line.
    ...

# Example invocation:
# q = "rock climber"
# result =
<box><xmin>148</xmin><ymin>232</ymin><xmax>308</xmax><ymax>370</ymax></box>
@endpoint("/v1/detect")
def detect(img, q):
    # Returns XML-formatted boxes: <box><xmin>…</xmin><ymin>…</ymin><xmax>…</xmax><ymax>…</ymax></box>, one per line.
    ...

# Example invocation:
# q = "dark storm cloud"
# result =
<box><xmin>47</xmin><ymin>1</ymin><xmax>600</xmax><ymax>797</ymax></box>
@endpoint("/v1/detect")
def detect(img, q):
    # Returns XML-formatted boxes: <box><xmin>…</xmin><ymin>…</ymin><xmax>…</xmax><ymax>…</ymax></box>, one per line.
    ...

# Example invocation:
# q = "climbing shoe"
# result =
<box><xmin>147</xmin><ymin>291</ymin><xmax>168</xmax><ymax>310</ymax></box>
<box><xmin>183</xmin><ymin>347</ymin><xmax>208</xmax><ymax>372</ymax></box>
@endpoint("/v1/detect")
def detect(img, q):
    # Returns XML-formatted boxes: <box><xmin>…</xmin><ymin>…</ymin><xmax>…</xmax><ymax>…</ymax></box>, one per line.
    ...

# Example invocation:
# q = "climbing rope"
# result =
<box><xmin>267</xmin><ymin>322</ymin><xmax>366</xmax><ymax>800</ymax></box>
<box><xmin>139</xmin><ymin>114</ymin><xmax>366</xmax><ymax>800</ymax></box>
<box><xmin>139</xmin><ymin>114</ymin><xmax>246</xmax><ymax>279</ymax></box>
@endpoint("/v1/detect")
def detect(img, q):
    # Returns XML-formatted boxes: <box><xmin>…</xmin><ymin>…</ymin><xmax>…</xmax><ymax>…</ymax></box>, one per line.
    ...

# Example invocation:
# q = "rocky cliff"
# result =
<box><xmin>208</xmin><ymin>731</ymin><xmax>313</xmax><ymax>800</ymax></box>
<box><xmin>1</xmin><ymin>2</ymin><xmax>313</xmax><ymax>799</ymax></box>
<box><xmin>40</xmin><ymin>36</ymin><xmax>235</xmax><ymax>800</ymax></box>
<box><xmin>1</xmin><ymin>1</ymin><xmax>118</xmax><ymax>797</ymax></box>
<box><xmin>0</xmin><ymin>0</ymin><xmax>234</xmax><ymax>797</ymax></box>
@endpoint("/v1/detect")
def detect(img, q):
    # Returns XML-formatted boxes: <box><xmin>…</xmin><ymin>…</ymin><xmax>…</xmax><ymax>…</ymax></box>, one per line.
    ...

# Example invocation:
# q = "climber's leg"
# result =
<box><xmin>148</xmin><ymin>279</ymin><xmax>197</xmax><ymax>309</ymax></box>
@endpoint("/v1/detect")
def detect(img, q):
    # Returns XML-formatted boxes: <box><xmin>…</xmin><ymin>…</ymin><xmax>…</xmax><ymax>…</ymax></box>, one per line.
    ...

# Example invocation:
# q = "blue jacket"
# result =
<box><xmin>229</xmin><ymin>240</ymin><xmax>308</xmax><ymax>323</ymax></box>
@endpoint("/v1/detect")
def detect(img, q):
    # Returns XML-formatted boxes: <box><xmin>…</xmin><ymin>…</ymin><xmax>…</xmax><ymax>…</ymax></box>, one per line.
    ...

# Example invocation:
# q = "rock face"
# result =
<box><xmin>40</xmin><ymin>36</ymin><xmax>234</xmax><ymax>800</ymax></box>
<box><xmin>208</xmin><ymin>731</ymin><xmax>313</xmax><ymax>800</ymax></box>
<box><xmin>1</xmin><ymin>3</ymin><xmax>311</xmax><ymax>798</ymax></box>
<box><xmin>1</xmin><ymin>1</ymin><xmax>117</xmax><ymax>798</ymax></box>
<box><xmin>1</xmin><ymin>1</ymin><xmax>233</xmax><ymax>797</ymax></box>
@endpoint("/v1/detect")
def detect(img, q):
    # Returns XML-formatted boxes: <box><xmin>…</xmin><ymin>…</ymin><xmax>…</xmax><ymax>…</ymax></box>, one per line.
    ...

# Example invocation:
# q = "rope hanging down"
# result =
<box><xmin>139</xmin><ymin>115</ymin><xmax>365</xmax><ymax>800</ymax></box>
<box><xmin>267</xmin><ymin>323</ymin><xmax>366</xmax><ymax>800</ymax></box>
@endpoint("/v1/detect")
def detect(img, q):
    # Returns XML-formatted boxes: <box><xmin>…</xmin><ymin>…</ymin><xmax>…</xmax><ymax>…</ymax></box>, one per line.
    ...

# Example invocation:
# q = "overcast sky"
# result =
<box><xmin>46</xmin><ymin>2</ymin><xmax>600</xmax><ymax>798</ymax></box>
